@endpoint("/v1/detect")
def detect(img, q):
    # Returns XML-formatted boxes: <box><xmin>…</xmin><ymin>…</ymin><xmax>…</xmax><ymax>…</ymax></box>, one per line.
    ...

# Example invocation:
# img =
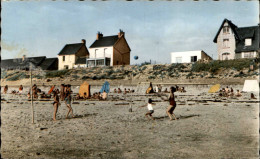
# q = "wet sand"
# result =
<box><xmin>1</xmin><ymin>85</ymin><xmax>259</xmax><ymax>159</ymax></box>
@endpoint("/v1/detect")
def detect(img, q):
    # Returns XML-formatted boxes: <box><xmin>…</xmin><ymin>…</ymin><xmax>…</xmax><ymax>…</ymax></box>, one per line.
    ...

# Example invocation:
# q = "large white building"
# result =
<box><xmin>170</xmin><ymin>50</ymin><xmax>212</xmax><ymax>63</ymax></box>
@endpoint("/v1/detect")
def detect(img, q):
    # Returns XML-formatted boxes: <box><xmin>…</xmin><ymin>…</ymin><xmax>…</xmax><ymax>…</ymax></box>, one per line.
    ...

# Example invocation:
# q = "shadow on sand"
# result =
<box><xmin>72</xmin><ymin>113</ymin><xmax>98</xmax><ymax>119</ymax></box>
<box><xmin>154</xmin><ymin>114</ymin><xmax>200</xmax><ymax>120</ymax></box>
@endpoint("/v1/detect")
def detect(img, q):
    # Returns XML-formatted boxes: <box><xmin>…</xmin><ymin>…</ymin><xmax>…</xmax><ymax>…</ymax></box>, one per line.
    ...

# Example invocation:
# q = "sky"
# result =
<box><xmin>1</xmin><ymin>1</ymin><xmax>259</xmax><ymax>64</ymax></box>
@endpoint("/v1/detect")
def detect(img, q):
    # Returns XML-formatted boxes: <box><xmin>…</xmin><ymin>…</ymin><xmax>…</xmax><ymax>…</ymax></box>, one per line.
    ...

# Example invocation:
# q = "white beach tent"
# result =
<box><xmin>242</xmin><ymin>80</ymin><xmax>259</xmax><ymax>92</ymax></box>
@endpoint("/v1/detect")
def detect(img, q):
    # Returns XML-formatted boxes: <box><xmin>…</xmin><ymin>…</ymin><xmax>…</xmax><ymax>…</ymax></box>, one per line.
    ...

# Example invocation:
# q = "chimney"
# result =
<box><xmin>96</xmin><ymin>31</ymin><xmax>103</xmax><ymax>40</ymax></box>
<box><xmin>118</xmin><ymin>29</ymin><xmax>125</xmax><ymax>38</ymax></box>
<box><xmin>22</xmin><ymin>55</ymin><xmax>26</xmax><ymax>62</ymax></box>
<box><xmin>82</xmin><ymin>39</ymin><xmax>86</xmax><ymax>44</ymax></box>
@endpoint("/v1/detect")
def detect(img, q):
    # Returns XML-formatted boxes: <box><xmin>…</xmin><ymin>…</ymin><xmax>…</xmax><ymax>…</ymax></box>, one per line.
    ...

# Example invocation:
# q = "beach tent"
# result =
<box><xmin>242</xmin><ymin>80</ymin><xmax>259</xmax><ymax>92</ymax></box>
<box><xmin>100</xmin><ymin>81</ymin><xmax>110</xmax><ymax>93</ymax></box>
<box><xmin>79</xmin><ymin>81</ymin><xmax>91</xmax><ymax>97</ymax></box>
<box><xmin>208</xmin><ymin>84</ymin><xmax>221</xmax><ymax>93</ymax></box>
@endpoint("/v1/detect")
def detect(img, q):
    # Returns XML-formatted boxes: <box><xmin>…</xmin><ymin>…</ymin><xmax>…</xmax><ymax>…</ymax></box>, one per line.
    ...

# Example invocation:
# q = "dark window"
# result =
<box><xmin>63</xmin><ymin>56</ymin><xmax>65</xmax><ymax>61</ymax></box>
<box><xmin>191</xmin><ymin>56</ymin><xmax>197</xmax><ymax>62</ymax></box>
<box><xmin>223</xmin><ymin>26</ymin><xmax>229</xmax><ymax>33</ymax></box>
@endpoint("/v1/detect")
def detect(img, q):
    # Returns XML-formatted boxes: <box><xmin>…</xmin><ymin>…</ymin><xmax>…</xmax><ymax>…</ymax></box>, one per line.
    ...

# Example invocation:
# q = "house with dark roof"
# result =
<box><xmin>58</xmin><ymin>39</ymin><xmax>89</xmax><ymax>70</ymax></box>
<box><xmin>213</xmin><ymin>19</ymin><xmax>259</xmax><ymax>60</ymax></box>
<box><xmin>1</xmin><ymin>55</ymin><xmax>58</xmax><ymax>70</ymax></box>
<box><xmin>87</xmin><ymin>30</ymin><xmax>131</xmax><ymax>67</ymax></box>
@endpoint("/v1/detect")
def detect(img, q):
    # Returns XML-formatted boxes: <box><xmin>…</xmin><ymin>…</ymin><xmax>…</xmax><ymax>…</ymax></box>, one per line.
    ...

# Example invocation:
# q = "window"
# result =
<box><xmin>64</xmin><ymin>65</ymin><xmax>69</xmax><ymax>69</ymax></box>
<box><xmin>63</xmin><ymin>56</ymin><xmax>65</xmax><ymax>61</ymax></box>
<box><xmin>222</xmin><ymin>53</ymin><xmax>230</xmax><ymax>60</ymax></box>
<box><xmin>244</xmin><ymin>52</ymin><xmax>254</xmax><ymax>58</ymax></box>
<box><xmin>175</xmin><ymin>57</ymin><xmax>182</xmax><ymax>63</ymax></box>
<box><xmin>96</xmin><ymin>60</ymin><xmax>104</xmax><ymax>66</ymax></box>
<box><xmin>223</xmin><ymin>39</ymin><xmax>229</xmax><ymax>47</ymax></box>
<box><xmin>223</xmin><ymin>26</ymin><xmax>229</xmax><ymax>33</ymax></box>
<box><xmin>191</xmin><ymin>56</ymin><xmax>197</xmax><ymax>62</ymax></box>
<box><xmin>245</xmin><ymin>39</ymin><xmax>252</xmax><ymax>46</ymax></box>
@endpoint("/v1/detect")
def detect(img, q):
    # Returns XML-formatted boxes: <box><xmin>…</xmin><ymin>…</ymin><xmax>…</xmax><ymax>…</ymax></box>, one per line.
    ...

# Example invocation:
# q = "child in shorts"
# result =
<box><xmin>140</xmin><ymin>98</ymin><xmax>156</xmax><ymax>120</ymax></box>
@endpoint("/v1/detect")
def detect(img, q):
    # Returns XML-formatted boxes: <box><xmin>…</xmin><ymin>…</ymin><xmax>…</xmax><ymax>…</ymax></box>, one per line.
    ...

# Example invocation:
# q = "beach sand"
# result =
<box><xmin>1</xmin><ymin>85</ymin><xmax>259</xmax><ymax>158</ymax></box>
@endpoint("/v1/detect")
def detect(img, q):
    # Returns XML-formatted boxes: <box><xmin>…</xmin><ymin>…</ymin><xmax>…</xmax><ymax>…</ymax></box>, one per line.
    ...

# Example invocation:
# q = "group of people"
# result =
<box><xmin>146</xmin><ymin>83</ymin><xmax>187</xmax><ymax>94</ymax></box>
<box><xmin>141</xmin><ymin>86</ymin><xmax>178</xmax><ymax>121</ymax></box>
<box><xmin>75</xmin><ymin>90</ymin><xmax>108</xmax><ymax>100</ymax></box>
<box><xmin>4</xmin><ymin>85</ymin><xmax>24</xmax><ymax>94</ymax></box>
<box><xmin>219</xmin><ymin>86</ymin><xmax>241</xmax><ymax>97</ymax></box>
<box><xmin>54</xmin><ymin>84</ymin><xmax>75</xmax><ymax>120</ymax></box>
<box><xmin>113</xmin><ymin>88</ymin><xmax>135</xmax><ymax>94</ymax></box>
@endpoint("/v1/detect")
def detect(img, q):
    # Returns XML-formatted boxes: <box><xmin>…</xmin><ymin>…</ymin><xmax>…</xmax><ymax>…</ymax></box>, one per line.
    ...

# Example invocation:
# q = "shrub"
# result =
<box><xmin>81</xmin><ymin>69</ymin><xmax>87</xmax><ymax>74</ymax></box>
<box><xmin>72</xmin><ymin>75</ymin><xmax>79</xmax><ymax>79</ymax></box>
<box><xmin>45</xmin><ymin>70</ymin><xmax>69</xmax><ymax>78</ymax></box>
<box><xmin>141</xmin><ymin>66</ymin><xmax>147</xmax><ymax>71</ymax></box>
<box><xmin>32</xmin><ymin>74</ymin><xmax>42</xmax><ymax>79</ymax></box>
<box><xmin>148</xmin><ymin>75</ymin><xmax>156</xmax><ymax>79</ymax></box>
<box><xmin>1</xmin><ymin>70</ymin><xmax>7</xmax><ymax>79</ymax></box>
<box><xmin>186</xmin><ymin>72</ymin><xmax>193</xmax><ymax>79</ymax></box>
<box><xmin>6</xmin><ymin>72</ymin><xmax>26</xmax><ymax>81</ymax></box>
<box><xmin>82</xmin><ymin>76</ymin><xmax>90</xmax><ymax>80</ymax></box>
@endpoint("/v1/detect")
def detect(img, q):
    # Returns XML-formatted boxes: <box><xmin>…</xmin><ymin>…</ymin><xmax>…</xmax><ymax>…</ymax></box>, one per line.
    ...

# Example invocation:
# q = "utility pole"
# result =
<box><xmin>30</xmin><ymin>63</ymin><xmax>34</xmax><ymax>124</ymax></box>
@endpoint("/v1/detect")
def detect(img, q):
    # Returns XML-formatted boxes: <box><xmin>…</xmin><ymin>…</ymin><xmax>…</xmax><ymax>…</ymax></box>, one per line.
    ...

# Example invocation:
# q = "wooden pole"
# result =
<box><xmin>30</xmin><ymin>64</ymin><xmax>34</xmax><ymax>124</ymax></box>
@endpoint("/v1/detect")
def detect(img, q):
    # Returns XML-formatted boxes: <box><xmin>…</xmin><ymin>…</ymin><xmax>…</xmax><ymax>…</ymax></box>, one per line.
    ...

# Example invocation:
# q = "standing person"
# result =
<box><xmin>60</xmin><ymin>84</ymin><xmax>65</xmax><ymax>101</ymax></box>
<box><xmin>166</xmin><ymin>87</ymin><xmax>178</xmax><ymax>120</ymax></box>
<box><xmin>155</xmin><ymin>85</ymin><xmax>159</xmax><ymax>93</ymax></box>
<box><xmin>64</xmin><ymin>85</ymin><xmax>75</xmax><ymax>119</ymax></box>
<box><xmin>140</xmin><ymin>98</ymin><xmax>156</xmax><ymax>120</ymax></box>
<box><xmin>158</xmin><ymin>84</ymin><xmax>162</xmax><ymax>93</ymax></box>
<box><xmin>4</xmin><ymin>85</ymin><xmax>8</xmax><ymax>94</ymax></box>
<box><xmin>53</xmin><ymin>90</ymin><xmax>60</xmax><ymax>121</ymax></box>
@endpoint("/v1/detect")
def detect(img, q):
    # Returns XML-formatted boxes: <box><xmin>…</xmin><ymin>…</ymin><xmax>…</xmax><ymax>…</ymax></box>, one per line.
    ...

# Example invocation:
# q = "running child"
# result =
<box><xmin>140</xmin><ymin>98</ymin><xmax>156</xmax><ymax>120</ymax></box>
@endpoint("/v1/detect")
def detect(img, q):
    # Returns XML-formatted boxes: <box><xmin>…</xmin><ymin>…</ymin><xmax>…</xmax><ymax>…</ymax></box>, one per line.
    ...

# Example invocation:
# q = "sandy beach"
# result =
<box><xmin>1</xmin><ymin>84</ymin><xmax>259</xmax><ymax>159</ymax></box>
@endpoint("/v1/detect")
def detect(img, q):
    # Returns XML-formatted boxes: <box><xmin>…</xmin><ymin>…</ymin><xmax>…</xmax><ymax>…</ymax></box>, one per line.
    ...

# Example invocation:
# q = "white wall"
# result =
<box><xmin>89</xmin><ymin>46</ymin><xmax>113</xmax><ymax>65</ymax></box>
<box><xmin>241</xmin><ymin>51</ymin><xmax>257</xmax><ymax>58</ymax></box>
<box><xmin>171</xmin><ymin>51</ymin><xmax>202</xmax><ymax>63</ymax></box>
<box><xmin>217</xmin><ymin>22</ymin><xmax>236</xmax><ymax>60</ymax></box>
<box><xmin>58</xmin><ymin>55</ymin><xmax>76</xmax><ymax>70</ymax></box>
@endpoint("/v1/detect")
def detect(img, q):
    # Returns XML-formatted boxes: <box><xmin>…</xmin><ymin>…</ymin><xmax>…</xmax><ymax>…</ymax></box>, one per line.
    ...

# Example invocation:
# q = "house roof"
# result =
<box><xmin>58</xmin><ymin>43</ymin><xmax>84</xmax><ymax>55</ymax></box>
<box><xmin>235</xmin><ymin>26</ymin><xmax>259</xmax><ymax>53</ymax></box>
<box><xmin>1</xmin><ymin>56</ymin><xmax>46</xmax><ymax>70</ymax></box>
<box><xmin>75</xmin><ymin>57</ymin><xmax>86</xmax><ymax>65</ymax></box>
<box><xmin>89</xmin><ymin>35</ymin><xmax>119</xmax><ymax>48</ymax></box>
<box><xmin>213</xmin><ymin>19</ymin><xmax>240</xmax><ymax>43</ymax></box>
<box><xmin>39</xmin><ymin>58</ymin><xmax>58</xmax><ymax>70</ymax></box>
<box><xmin>1</xmin><ymin>56</ymin><xmax>58</xmax><ymax>70</ymax></box>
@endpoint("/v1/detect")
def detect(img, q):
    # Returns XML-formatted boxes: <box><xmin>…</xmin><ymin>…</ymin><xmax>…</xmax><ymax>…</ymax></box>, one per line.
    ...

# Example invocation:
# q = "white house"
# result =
<box><xmin>87</xmin><ymin>30</ymin><xmax>131</xmax><ymax>67</ymax></box>
<box><xmin>57</xmin><ymin>39</ymin><xmax>89</xmax><ymax>70</ymax></box>
<box><xmin>213</xmin><ymin>19</ymin><xmax>259</xmax><ymax>60</ymax></box>
<box><xmin>170</xmin><ymin>50</ymin><xmax>212</xmax><ymax>63</ymax></box>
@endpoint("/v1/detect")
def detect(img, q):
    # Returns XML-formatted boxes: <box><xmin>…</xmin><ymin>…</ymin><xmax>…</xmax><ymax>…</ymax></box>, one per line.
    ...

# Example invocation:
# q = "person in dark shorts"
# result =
<box><xmin>53</xmin><ymin>90</ymin><xmax>60</xmax><ymax>121</ymax></box>
<box><xmin>167</xmin><ymin>87</ymin><xmax>177</xmax><ymax>120</ymax></box>
<box><xmin>140</xmin><ymin>98</ymin><xmax>156</xmax><ymax>120</ymax></box>
<box><xmin>64</xmin><ymin>85</ymin><xmax>75</xmax><ymax>119</ymax></box>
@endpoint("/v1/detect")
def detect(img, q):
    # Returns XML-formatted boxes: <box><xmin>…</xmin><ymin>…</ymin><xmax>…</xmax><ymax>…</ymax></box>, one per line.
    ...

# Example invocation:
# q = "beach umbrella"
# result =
<box><xmin>100</xmin><ymin>81</ymin><xmax>110</xmax><ymax>93</ymax></box>
<box><xmin>208</xmin><ymin>84</ymin><xmax>221</xmax><ymax>93</ymax></box>
<box><xmin>79</xmin><ymin>81</ymin><xmax>90</xmax><ymax>97</ymax></box>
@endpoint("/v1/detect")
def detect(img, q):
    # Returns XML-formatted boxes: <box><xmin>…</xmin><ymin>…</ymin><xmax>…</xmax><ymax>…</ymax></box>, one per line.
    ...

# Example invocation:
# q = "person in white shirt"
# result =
<box><xmin>155</xmin><ymin>85</ymin><xmax>159</xmax><ymax>93</ymax></box>
<box><xmin>140</xmin><ymin>98</ymin><xmax>156</xmax><ymax>120</ymax></box>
